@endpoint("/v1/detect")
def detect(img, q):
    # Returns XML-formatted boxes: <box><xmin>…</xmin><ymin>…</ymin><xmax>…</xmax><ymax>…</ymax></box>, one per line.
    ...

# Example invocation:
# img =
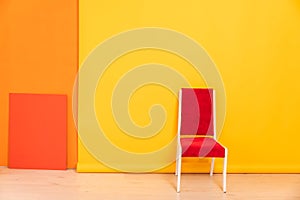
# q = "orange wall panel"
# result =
<box><xmin>9</xmin><ymin>93</ymin><xmax>67</xmax><ymax>169</ymax></box>
<box><xmin>0</xmin><ymin>0</ymin><xmax>78</xmax><ymax>167</ymax></box>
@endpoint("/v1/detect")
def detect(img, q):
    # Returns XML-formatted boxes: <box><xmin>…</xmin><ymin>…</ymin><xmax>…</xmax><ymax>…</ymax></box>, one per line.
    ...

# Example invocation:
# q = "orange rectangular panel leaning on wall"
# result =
<box><xmin>8</xmin><ymin>93</ymin><xmax>67</xmax><ymax>170</ymax></box>
<box><xmin>0</xmin><ymin>0</ymin><xmax>78</xmax><ymax>167</ymax></box>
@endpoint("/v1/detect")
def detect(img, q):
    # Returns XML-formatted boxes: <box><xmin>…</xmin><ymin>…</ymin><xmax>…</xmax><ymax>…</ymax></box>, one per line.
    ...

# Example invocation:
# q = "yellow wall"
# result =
<box><xmin>78</xmin><ymin>0</ymin><xmax>300</xmax><ymax>173</ymax></box>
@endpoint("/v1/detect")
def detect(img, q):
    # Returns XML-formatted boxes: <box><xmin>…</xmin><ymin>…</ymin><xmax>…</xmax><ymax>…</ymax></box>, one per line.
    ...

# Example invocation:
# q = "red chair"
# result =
<box><xmin>175</xmin><ymin>88</ymin><xmax>228</xmax><ymax>193</ymax></box>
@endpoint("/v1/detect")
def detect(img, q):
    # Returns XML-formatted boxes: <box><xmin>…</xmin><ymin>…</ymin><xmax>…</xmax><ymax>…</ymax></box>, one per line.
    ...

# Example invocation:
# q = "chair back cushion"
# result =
<box><xmin>180</xmin><ymin>88</ymin><xmax>214</xmax><ymax>136</ymax></box>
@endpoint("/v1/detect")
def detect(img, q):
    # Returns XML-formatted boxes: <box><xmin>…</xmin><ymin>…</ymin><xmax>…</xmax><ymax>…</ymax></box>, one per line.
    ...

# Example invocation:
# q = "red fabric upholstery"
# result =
<box><xmin>179</xmin><ymin>88</ymin><xmax>225</xmax><ymax>158</ymax></box>
<box><xmin>180</xmin><ymin>88</ymin><xmax>214</xmax><ymax>136</ymax></box>
<box><xmin>181</xmin><ymin>137</ymin><xmax>225</xmax><ymax>158</ymax></box>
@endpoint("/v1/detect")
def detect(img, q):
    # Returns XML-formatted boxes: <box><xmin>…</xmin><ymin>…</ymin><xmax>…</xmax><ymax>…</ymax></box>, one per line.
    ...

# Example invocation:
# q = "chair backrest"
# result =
<box><xmin>178</xmin><ymin>88</ymin><xmax>216</xmax><ymax>137</ymax></box>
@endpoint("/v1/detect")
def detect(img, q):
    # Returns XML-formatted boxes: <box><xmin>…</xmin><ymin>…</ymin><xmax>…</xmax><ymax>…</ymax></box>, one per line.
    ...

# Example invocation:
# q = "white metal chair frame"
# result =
<box><xmin>175</xmin><ymin>89</ymin><xmax>228</xmax><ymax>193</ymax></box>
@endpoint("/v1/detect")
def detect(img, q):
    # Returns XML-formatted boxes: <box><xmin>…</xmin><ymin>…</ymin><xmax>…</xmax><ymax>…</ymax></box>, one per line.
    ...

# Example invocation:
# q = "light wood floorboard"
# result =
<box><xmin>0</xmin><ymin>167</ymin><xmax>299</xmax><ymax>200</ymax></box>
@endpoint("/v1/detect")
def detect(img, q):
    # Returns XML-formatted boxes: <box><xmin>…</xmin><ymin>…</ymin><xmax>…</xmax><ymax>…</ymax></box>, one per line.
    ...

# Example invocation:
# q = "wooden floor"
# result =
<box><xmin>0</xmin><ymin>167</ymin><xmax>299</xmax><ymax>200</ymax></box>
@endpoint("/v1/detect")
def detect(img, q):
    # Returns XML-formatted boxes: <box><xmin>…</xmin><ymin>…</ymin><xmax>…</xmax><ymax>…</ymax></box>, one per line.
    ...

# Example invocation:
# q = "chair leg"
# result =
<box><xmin>176</xmin><ymin>155</ymin><xmax>182</xmax><ymax>193</ymax></box>
<box><xmin>175</xmin><ymin>160</ymin><xmax>178</xmax><ymax>176</ymax></box>
<box><xmin>223</xmin><ymin>149</ymin><xmax>228</xmax><ymax>193</ymax></box>
<box><xmin>210</xmin><ymin>158</ymin><xmax>215</xmax><ymax>176</ymax></box>
<box><xmin>175</xmin><ymin>146</ymin><xmax>179</xmax><ymax>176</ymax></box>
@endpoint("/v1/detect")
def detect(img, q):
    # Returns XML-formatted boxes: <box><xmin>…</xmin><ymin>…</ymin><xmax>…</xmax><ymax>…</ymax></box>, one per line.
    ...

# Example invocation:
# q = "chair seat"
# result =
<box><xmin>180</xmin><ymin>137</ymin><xmax>225</xmax><ymax>158</ymax></box>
